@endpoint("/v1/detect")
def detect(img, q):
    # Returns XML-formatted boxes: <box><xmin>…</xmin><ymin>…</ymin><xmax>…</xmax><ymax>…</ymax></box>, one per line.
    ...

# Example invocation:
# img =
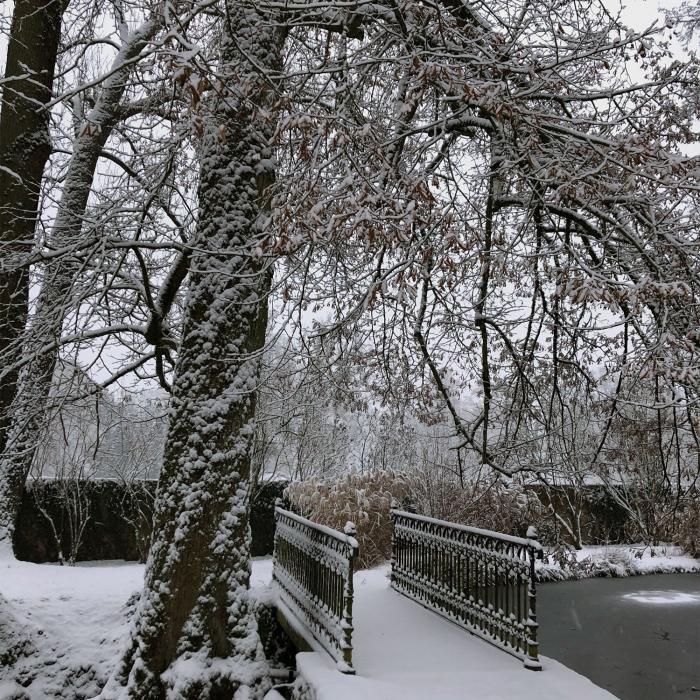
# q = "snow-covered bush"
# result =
<box><xmin>285</xmin><ymin>469</ymin><xmax>415</xmax><ymax>568</ymax></box>
<box><xmin>578</xmin><ymin>548</ymin><xmax>635</xmax><ymax>578</ymax></box>
<box><xmin>412</xmin><ymin>477</ymin><xmax>546</xmax><ymax>542</ymax></box>
<box><xmin>538</xmin><ymin>545</ymin><xmax>638</xmax><ymax>581</ymax></box>
<box><xmin>536</xmin><ymin>543</ymin><xmax>700</xmax><ymax>582</ymax></box>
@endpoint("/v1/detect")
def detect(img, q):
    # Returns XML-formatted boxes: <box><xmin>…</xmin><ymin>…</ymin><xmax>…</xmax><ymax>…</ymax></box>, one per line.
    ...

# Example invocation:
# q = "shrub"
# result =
<box><xmin>412</xmin><ymin>477</ymin><xmax>546</xmax><ymax>541</ymax></box>
<box><xmin>285</xmin><ymin>471</ymin><xmax>550</xmax><ymax>569</ymax></box>
<box><xmin>284</xmin><ymin>469</ymin><xmax>414</xmax><ymax>569</ymax></box>
<box><xmin>578</xmin><ymin>548</ymin><xmax>635</xmax><ymax>578</ymax></box>
<box><xmin>535</xmin><ymin>546</ymin><xmax>638</xmax><ymax>581</ymax></box>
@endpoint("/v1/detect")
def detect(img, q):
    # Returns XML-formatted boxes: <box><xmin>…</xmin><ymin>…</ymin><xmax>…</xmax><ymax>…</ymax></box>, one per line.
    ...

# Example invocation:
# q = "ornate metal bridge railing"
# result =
<box><xmin>390</xmin><ymin>508</ymin><xmax>543</xmax><ymax>670</ymax></box>
<box><xmin>273</xmin><ymin>505</ymin><xmax>359</xmax><ymax>673</ymax></box>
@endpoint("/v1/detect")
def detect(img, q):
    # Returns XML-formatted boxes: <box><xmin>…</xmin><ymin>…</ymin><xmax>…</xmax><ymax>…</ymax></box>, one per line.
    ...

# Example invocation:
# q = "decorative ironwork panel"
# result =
<box><xmin>390</xmin><ymin>509</ymin><xmax>543</xmax><ymax>670</ymax></box>
<box><xmin>273</xmin><ymin>506</ymin><xmax>358</xmax><ymax>673</ymax></box>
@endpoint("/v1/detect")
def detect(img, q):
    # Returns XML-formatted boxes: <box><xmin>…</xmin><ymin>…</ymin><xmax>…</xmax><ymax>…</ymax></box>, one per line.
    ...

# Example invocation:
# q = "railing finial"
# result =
<box><xmin>344</xmin><ymin>521</ymin><xmax>357</xmax><ymax>536</ymax></box>
<box><xmin>525</xmin><ymin>523</ymin><xmax>542</xmax><ymax>671</ymax></box>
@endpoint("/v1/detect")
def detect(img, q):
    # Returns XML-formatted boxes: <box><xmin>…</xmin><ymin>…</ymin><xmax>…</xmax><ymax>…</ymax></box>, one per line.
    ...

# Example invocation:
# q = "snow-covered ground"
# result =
<box><xmin>3</xmin><ymin>552</ymin><xmax>691</xmax><ymax>699</ymax></box>
<box><xmin>537</xmin><ymin>543</ymin><xmax>700</xmax><ymax>582</ymax></box>
<box><xmin>0</xmin><ymin>560</ymin><xmax>143</xmax><ymax>700</ymax></box>
<box><xmin>0</xmin><ymin>559</ymin><xmax>143</xmax><ymax>699</ymax></box>
<box><xmin>0</xmin><ymin>557</ymin><xmax>277</xmax><ymax>700</ymax></box>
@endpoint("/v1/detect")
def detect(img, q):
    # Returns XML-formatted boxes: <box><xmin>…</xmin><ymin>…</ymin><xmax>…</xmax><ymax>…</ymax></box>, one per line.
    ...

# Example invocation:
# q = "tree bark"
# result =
<box><xmin>0</xmin><ymin>0</ymin><xmax>66</xmax><ymax>460</ymax></box>
<box><xmin>101</xmin><ymin>6</ymin><xmax>282</xmax><ymax>698</ymax></box>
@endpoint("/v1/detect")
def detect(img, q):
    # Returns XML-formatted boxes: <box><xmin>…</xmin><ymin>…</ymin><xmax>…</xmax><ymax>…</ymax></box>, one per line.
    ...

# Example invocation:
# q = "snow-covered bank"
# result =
<box><xmin>0</xmin><ymin>557</ymin><xmax>278</xmax><ymax>699</ymax></box>
<box><xmin>289</xmin><ymin>566</ymin><xmax>616</xmax><ymax>700</ymax></box>
<box><xmin>537</xmin><ymin>544</ymin><xmax>700</xmax><ymax>582</ymax></box>
<box><xmin>0</xmin><ymin>559</ymin><xmax>144</xmax><ymax>699</ymax></box>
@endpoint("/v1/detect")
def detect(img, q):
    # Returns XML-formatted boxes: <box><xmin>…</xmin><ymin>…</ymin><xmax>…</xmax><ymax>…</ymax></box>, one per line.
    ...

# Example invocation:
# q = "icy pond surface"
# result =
<box><xmin>621</xmin><ymin>589</ymin><xmax>700</xmax><ymax>605</ymax></box>
<box><xmin>538</xmin><ymin>573</ymin><xmax>700</xmax><ymax>699</ymax></box>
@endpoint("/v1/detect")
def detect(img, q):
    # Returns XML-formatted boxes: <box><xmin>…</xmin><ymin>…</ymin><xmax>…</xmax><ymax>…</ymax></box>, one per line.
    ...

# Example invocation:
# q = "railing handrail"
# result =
<box><xmin>390</xmin><ymin>509</ymin><xmax>543</xmax><ymax>551</ymax></box>
<box><xmin>274</xmin><ymin>506</ymin><xmax>359</xmax><ymax>551</ymax></box>
<box><xmin>390</xmin><ymin>508</ymin><xmax>542</xmax><ymax>670</ymax></box>
<box><xmin>273</xmin><ymin>506</ymin><xmax>358</xmax><ymax>674</ymax></box>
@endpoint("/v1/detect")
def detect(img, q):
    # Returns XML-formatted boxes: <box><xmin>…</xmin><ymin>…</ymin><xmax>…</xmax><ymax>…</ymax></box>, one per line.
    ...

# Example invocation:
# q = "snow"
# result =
<box><xmin>292</xmin><ymin>566</ymin><xmax>616</xmax><ymax>700</ymax></box>
<box><xmin>0</xmin><ymin>558</ymin><xmax>273</xmax><ymax>698</ymax></box>
<box><xmin>264</xmin><ymin>691</ymin><xmax>286</xmax><ymax>700</ymax></box>
<box><xmin>1</xmin><ymin>554</ymin><xmax>678</xmax><ymax>699</ymax></box>
<box><xmin>0</xmin><ymin>559</ymin><xmax>144</xmax><ymax>699</ymax></box>
<box><xmin>621</xmin><ymin>590</ymin><xmax>700</xmax><ymax>605</ymax></box>
<box><xmin>251</xmin><ymin>557</ymin><xmax>274</xmax><ymax>588</ymax></box>
<box><xmin>537</xmin><ymin>544</ymin><xmax>700</xmax><ymax>581</ymax></box>
<box><xmin>629</xmin><ymin>545</ymin><xmax>700</xmax><ymax>573</ymax></box>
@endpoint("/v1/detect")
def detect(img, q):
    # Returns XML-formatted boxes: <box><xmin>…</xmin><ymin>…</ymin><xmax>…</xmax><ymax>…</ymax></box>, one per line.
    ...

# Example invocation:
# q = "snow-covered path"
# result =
<box><xmin>294</xmin><ymin>566</ymin><xmax>617</xmax><ymax>700</ymax></box>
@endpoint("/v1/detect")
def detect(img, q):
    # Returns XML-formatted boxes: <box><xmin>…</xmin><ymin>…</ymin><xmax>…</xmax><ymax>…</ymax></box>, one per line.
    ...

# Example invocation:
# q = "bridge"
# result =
<box><xmin>265</xmin><ymin>505</ymin><xmax>616</xmax><ymax>700</ymax></box>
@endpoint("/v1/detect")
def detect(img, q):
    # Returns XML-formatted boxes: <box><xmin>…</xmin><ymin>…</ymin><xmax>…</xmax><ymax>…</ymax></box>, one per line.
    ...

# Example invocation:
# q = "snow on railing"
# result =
<box><xmin>273</xmin><ymin>505</ymin><xmax>359</xmax><ymax>674</ymax></box>
<box><xmin>390</xmin><ymin>508</ymin><xmax>543</xmax><ymax>670</ymax></box>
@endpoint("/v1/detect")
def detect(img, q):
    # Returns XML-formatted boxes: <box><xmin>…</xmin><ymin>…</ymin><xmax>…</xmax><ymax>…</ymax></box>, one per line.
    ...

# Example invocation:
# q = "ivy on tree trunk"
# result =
<box><xmin>101</xmin><ymin>5</ymin><xmax>282</xmax><ymax>698</ymax></box>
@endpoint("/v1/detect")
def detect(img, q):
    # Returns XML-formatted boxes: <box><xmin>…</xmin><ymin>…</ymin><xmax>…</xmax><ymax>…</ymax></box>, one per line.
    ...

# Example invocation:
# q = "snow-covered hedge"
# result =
<box><xmin>14</xmin><ymin>478</ymin><xmax>286</xmax><ymax>564</ymax></box>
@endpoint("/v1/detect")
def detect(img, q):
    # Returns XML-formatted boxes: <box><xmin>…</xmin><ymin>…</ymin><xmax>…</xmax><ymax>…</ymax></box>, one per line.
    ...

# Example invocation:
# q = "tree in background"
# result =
<box><xmin>0</xmin><ymin>0</ymin><xmax>67</xmax><ymax>550</ymax></box>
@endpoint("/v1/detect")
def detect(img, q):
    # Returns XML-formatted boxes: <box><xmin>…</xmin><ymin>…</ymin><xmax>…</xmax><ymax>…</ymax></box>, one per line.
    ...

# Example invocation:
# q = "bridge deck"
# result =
<box><xmin>273</xmin><ymin>564</ymin><xmax>616</xmax><ymax>700</ymax></box>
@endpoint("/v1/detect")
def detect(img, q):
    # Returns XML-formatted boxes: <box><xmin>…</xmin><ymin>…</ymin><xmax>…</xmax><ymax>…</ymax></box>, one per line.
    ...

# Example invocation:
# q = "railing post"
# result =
<box><xmin>390</xmin><ymin>500</ymin><xmax>399</xmax><ymax>588</ymax></box>
<box><xmin>272</xmin><ymin>500</ymin><xmax>282</xmax><ymax>587</ymax></box>
<box><xmin>524</xmin><ymin>525</ymin><xmax>542</xmax><ymax>671</ymax></box>
<box><xmin>341</xmin><ymin>520</ymin><xmax>357</xmax><ymax>674</ymax></box>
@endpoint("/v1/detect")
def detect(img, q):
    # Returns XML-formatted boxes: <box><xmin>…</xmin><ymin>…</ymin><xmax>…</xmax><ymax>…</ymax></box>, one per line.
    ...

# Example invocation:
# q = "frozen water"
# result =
<box><xmin>621</xmin><ymin>590</ymin><xmax>700</xmax><ymax>605</ymax></box>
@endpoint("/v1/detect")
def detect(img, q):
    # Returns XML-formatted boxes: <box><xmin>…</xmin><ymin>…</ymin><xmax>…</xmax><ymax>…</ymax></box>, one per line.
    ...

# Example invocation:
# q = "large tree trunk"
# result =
<box><xmin>0</xmin><ymin>15</ymin><xmax>160</xmax><ymax>551</ymax></box>
<box><xmin>0</xmin><ymin>0</ymin><xmax>65</xmax><ymax>478</ymax></box>
<box><xmin>101</xmin><ymin>6</ymin><xmax>282</xmax><ymax>699</ymax></box>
